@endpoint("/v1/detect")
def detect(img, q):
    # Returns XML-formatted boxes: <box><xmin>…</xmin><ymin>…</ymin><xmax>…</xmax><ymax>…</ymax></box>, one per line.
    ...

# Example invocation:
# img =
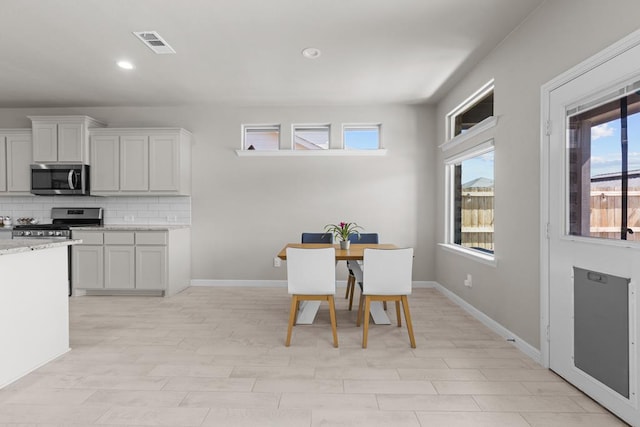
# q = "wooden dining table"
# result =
<box><xmin>277</xmin><ymin>243</ymin><xmax>398</xmax><ymax>325</ymax></box>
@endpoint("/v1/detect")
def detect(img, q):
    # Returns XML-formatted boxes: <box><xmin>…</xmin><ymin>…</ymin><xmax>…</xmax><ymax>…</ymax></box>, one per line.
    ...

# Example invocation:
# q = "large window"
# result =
<box><xmin>568</xmin><ymin>83</ymin><xmax>640</xmax><ymax>241</ymax></box>
<box><xmin>446</xmin><ymin>141</ymin><xmax>495</xmax><ymax>255</ymax></box>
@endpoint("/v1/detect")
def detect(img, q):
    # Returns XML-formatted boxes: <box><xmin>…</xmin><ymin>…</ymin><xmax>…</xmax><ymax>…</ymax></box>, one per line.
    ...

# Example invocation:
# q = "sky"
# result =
<box><xmin>590</xmin><ymin>112</ymin><xmax>640</xmax><ymax>177</ymax></box>
<box><xmin>344</xmin><ymin>129</ymin><xmax>379</xmax><ymax>150</ymax></box>
<box><xmin>461</xmin><ymin>151</ymin><xmax>494</xmax><ymax>186</ymax></box>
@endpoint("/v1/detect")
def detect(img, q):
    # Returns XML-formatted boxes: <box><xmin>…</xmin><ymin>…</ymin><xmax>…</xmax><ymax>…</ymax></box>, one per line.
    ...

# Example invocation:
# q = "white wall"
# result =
<box><xmin>0</xmin><ymin>103</ymin><xmax>436</xmax><ymax>281</ymax></box>
<box><xmin>434</xmin><ymin>0</ymin><xmax>640</xmax><ymax>349</ymax></box>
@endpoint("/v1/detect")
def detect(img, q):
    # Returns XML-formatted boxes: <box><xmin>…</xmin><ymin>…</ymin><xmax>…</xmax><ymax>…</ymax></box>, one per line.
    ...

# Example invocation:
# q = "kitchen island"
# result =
<box><xmin>0</xmin><ymin>239</ymin><xmax>79</xmax><ymax>388</ymax></box>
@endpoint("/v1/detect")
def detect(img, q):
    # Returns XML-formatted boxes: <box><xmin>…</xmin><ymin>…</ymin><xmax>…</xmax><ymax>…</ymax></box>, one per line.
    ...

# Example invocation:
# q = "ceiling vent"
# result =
<box><xmin>133</xmin><ymin>31</ymin><xmax>176</xmax><ymax>54</ymax></box>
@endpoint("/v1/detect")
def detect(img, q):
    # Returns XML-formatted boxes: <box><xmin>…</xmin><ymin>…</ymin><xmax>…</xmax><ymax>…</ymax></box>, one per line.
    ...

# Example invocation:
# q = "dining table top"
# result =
<box><xmin>277</xmin><ymin>243</ymin><xmax>398</xmax><ymax>261</ymax></box>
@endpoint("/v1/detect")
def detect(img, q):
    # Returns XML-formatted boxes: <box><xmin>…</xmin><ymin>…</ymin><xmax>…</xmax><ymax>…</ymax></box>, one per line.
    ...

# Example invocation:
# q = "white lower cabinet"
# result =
<box><xmin>136</xmin><ymin>246</ymin><xmax>167</xmax><ymax>290</ymax></box>
<box><xmin>72</xmin><ymin>228</ymin><xmax>189</xmax><ymax>296</ymax></box>
<box><xmin>105</xmin><ymin>245</ymin><xmax>135</xmax><ymax>289</ymax></box>
<box><xmin>72</xmin><ymin>244</ymin><xmax>104</xmax><ymax>290</ymax></box>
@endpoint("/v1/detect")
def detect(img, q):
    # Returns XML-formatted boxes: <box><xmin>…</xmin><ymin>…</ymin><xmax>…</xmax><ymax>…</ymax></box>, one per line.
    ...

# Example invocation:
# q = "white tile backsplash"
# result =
<box><xmin>0</xmin><ymin>196</ymin><xmax>191</xmax><ymax>225</ymax></box>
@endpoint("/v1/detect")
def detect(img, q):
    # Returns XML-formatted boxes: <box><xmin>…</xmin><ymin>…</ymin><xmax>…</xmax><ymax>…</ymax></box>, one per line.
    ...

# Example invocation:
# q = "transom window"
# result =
<box><xmin>343</xmin><ymin>125</ymin><xmax>381</xmax><ymax>150</ymax></box>
<box><xmin>293</xmin><ymin>125</ymin><xmax>330</xmax><ymax>150</ymax></box>
<box><xmin>447</xmin><ymin>80</ymin><xmax>494</xmax><ymax>140</ymax></box>
<box><xmin>243</xmin><ymin>125</ymin><xmax>280</xmax><ymax>150</ymax></box>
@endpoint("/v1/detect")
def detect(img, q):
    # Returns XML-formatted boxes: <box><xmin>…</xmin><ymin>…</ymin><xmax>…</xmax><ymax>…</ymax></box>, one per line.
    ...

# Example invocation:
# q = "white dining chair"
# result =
<box><xmin>358</xmin><ymin>247</ymin><xmax>416</xmax><ymax>348</ymax></box>
<box><xmin>285</xmin><ymin>247</ymin><xmax>338</xmax><ymax>347</ymax></box>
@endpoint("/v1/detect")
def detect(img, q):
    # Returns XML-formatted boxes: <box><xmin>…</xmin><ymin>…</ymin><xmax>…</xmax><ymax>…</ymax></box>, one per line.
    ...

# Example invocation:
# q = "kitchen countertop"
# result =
<box><xmin>71</xmin><ymin>225</ymin><xmax>190</xmax><ymax>231</ymax></box>
<box><xmin>0</xmin><ymin>239</ymin><xmax>81</xmax><ymax>256</ymax></box>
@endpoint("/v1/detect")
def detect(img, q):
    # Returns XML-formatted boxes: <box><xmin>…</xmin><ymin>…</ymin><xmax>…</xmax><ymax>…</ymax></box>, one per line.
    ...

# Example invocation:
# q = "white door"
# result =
<box><xmin>546</xmin><ymin>42</ymin><xmax>640</xmax><ymax>424</ymax></box>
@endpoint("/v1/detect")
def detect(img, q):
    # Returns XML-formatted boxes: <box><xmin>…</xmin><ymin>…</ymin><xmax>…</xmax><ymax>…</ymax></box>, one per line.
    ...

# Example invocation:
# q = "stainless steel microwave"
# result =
<box><xmin>30</xmin><ymin>164</ymin><xmax>90</xmax><ymax>196</ymax></box>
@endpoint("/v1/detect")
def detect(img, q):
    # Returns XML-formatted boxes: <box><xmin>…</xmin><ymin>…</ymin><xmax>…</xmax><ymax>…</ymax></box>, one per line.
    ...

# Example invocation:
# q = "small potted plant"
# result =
<box><xmin>324</xmin><ymin>221</ymin><xmax>363</xmax><ymax>249</ymax></box>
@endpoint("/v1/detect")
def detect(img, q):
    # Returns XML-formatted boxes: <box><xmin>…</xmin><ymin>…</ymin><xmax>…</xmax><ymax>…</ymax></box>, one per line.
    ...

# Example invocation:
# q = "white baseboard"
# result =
<box><xmin>432</xmin><ymin>282</ymin><xmax>542</xmax><ymax>365</ymax></box>
<box><xmin>190</xmin><ymin>279</ymin><xmax>436</xmax><ymax>288</ymax></box>
<box><xmin>191</xmin><ymin>279</ymin><xmax>288</xmax><ymax>287</ymax></box>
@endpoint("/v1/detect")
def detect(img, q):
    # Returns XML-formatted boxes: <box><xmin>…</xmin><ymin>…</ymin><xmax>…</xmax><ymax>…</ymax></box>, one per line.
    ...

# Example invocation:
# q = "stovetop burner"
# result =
<box><xmin>13</xmin><ymin>224</ymin><xmax>71</xmax><ymax>230</ymax></box>
<box><xmin>12</xmin><ymin>207</ymin><xmax>103</xmax><ymax>239</ymax></box>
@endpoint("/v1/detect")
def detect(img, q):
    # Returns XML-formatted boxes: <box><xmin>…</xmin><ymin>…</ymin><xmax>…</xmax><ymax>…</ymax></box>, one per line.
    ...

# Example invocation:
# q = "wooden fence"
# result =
<box><xmin>590</xmin><ymin>189</ymin><xmax>640</xmax><ymax>241</ymax></box>
<box><xmin>460</xmin><ymin>188</ymin><xmax>640</xmax><ymax>248</ymax></box>
<box><xmin>461</xmin><ymin>190</ymin><xmax>494</xmax><ymax>251</ymax></box>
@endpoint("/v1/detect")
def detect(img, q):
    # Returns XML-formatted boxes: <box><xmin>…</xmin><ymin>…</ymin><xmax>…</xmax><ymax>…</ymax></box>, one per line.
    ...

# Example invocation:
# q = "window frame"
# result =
<box><xmin>342</xmin><ymin>123</ymin><xmax>382</xmax><ymax>150</ymax></box>
<box><xmin>446</xmin><ymin>79</ymin><xmax>495</xmax><ymax>141</ymax></box>
<box><xmin>241</xmin><ymin>124</ymin><xmax>281</xmax><ymax>151</ymax></box>
<box><xmin>292</xmin><ymin>123</ymin><xmax>331</xmax><ymax>150</ymax></box>
<box><xmin>442</xmin><ymin>138</ymin><xmax>496</xmax><ymax>265</ymax></box>
<box><xmin>236</xmin><ymin>122</ymin><xmax>387</xmax><ymax>156</ymax></box>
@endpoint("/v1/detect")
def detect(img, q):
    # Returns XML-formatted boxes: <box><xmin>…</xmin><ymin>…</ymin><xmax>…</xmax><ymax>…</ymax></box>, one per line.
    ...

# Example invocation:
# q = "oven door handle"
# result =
<box><xmin>68</xmin><ymin>170</ymin><xmax>76</xmax><ymax>190</ymax></box>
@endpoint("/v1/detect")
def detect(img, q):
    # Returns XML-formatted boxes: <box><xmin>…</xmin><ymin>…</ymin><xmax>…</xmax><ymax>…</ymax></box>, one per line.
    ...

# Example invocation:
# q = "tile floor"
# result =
<box><xmin>0</xmin><ymin>287</ymin><xmax>629</xmax><ymax>426</ymax></box>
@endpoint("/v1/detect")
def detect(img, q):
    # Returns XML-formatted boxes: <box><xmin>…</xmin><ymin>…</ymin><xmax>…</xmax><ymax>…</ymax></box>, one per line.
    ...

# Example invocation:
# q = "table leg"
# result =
<box><xmin>348</xmin><ymin>262</ymin><xmax>391</xmax><ymax>325</ymax></box>
<box><xmin>369</xmin><ymin>301</ymin><xmax>391</xmax><ymax>325</ymax></box>
<box><xmin>296</xmin><ymin>300</ymin><xmax>321</xmax><ymax>324</ymax></box>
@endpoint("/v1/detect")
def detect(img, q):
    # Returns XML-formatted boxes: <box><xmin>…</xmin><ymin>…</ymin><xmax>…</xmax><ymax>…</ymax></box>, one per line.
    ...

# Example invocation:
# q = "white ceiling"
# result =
<box><xmin>0</xmin><ymin>0</ymin><xmax>543</xmax><ymax>108</ymax></box>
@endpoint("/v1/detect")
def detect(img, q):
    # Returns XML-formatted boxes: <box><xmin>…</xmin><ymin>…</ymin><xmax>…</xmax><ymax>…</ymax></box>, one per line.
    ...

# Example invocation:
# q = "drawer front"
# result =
<box><xmin>104</xmin><ymin>231</ymin><xmax>135</xmax><ymax>245</ymax></box>
<box><xmin>135</xmin><ymin>231</ymin><xmax>167</xmax><ymax>245</ymax></box>
<box><xmin>72</xmin><ymin>231</ymin><xmax>104</xmax><ymax>245</ymax></box>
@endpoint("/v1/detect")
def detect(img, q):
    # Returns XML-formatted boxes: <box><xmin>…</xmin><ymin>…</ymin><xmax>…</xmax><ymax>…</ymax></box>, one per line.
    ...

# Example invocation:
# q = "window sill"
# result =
<box><xmin>438</xmin><ymin>243</ymin><xmax>497</xmax><ymax>267</ymax></box>
<box><xmin>235</xmin><ymin>149</ymin><xmax>388</xmax><ymax>157</ymax></box>
<box><xmin>440</xmin><ymin>116</ymin><xmax>498</xmax><ymax>152</ymax></box>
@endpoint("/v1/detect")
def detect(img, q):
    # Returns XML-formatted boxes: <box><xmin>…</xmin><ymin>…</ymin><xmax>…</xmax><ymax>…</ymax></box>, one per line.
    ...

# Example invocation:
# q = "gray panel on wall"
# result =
<box><xmin>574</xmin><ymin>267</ymin><xmax>629</xmax><ymax>398</ymax></box>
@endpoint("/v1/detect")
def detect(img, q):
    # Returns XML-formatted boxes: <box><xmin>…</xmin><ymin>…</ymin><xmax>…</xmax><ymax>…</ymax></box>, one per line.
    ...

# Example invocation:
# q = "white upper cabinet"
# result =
<box><xmin>149</xmin><ymin>134</ymin><xmax>180</xmax><ymax>192</ymax></box>
<box><xmin>89</xmin><ymin>135</ymin><xmax>119</xmax><ymax>192</ymax></box>
<box><xmin>120</xmin><ymin>135</ymin><xmax>149</xmax><ymax>192</ymax></box>
<box><xmin>29</xmin><ymin>116</ymin><xmax>105</xmax><ymax>163</ymax></box>
<box><xmin>0</xmin><ymin>130</ymin><xmax>33</xmax><ymax>195</ymax></box>
<box><xmin>90</xmin><ymin>128</ymin><xmax>191</xmax><ymax>196</ymax></box>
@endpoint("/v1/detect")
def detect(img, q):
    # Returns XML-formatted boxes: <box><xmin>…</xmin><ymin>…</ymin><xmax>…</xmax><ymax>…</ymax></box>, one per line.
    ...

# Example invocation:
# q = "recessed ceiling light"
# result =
<box><xmin>117</xmin><ymin>60</ymin><xmax>134</xmax><ymax>70</ymax></box>
<box><xmin>301</xmin><ymin>47</ymin><xmax>321</xmax><ymax>59</ymax></box>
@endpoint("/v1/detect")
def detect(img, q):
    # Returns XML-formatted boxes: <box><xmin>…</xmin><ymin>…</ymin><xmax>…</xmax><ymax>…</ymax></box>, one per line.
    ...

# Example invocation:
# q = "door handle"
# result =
<box><xmin>68</xmin><ymin>170</ymin><xmax>76</xmax><ymax>190</ymax></box>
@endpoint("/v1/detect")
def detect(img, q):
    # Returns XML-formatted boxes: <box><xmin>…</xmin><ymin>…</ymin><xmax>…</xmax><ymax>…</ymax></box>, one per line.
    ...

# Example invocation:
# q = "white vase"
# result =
<box><xmin>340</xmin><ymin>240</ymin><xmax>350</xmax><ymax>249</ymax></box>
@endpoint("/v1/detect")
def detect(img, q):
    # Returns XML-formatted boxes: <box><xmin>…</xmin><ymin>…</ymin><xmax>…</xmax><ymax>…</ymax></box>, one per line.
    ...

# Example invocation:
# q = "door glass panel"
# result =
<box><xmin>568</xmin><ymin>91</ymin><xmax>640</xmax><ymax>240</ymax></box>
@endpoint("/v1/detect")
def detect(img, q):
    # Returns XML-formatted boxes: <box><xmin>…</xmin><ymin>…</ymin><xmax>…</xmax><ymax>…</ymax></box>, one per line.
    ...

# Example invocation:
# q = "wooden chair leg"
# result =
<box><xmin>348</xmin><ymin>277</ymin><xmax>356</xmax><ymax>311</ymax></box>
<box><xmin>395</xmin><ymin>300</ymin><xmax>402</xmax><ymax>327</ymax></box>
<box><xmin>383</xmin><ymin>301</ymin><xmax>387</xmax><ymax>310</ymax></box>
<box><xmin>362</xmin><ymin>296</ymin><xmax>371</xmax><ymax>348</ymax></box>
<box><xmin>328</xmin><ymin>296</ymin><xmax>338</xmax><ymax>348</ymax></box>
<box><xmin>401</xmin><ymin>295</ymin><xmax>416</xmax><ymax>348</ymax></box>
<box><xmin>356</xmin><ymin>289</ymin><xmax>364</xmax><ymax>327</ymax></box>
<box><xmin>285</xmin><ymin>295</ymin><xmax>298</xmax><ymax>346</ymax></box>
<box><xmin>345</xmin><ymin>273</ymin><xmax>353</xmax><ymax>299</ymax></box>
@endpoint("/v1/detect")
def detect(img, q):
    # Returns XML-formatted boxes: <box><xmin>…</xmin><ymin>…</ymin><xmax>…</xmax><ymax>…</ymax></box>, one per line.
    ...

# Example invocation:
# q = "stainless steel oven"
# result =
<box><xmin>30</xmin><ymin>164</ymin><xmax>90</xmax><ymax>196</ymax></box>
<box><xmin>13</xmin><ymin>207</ymin><xmax>103</xmax><ymax>295</ymax></box>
